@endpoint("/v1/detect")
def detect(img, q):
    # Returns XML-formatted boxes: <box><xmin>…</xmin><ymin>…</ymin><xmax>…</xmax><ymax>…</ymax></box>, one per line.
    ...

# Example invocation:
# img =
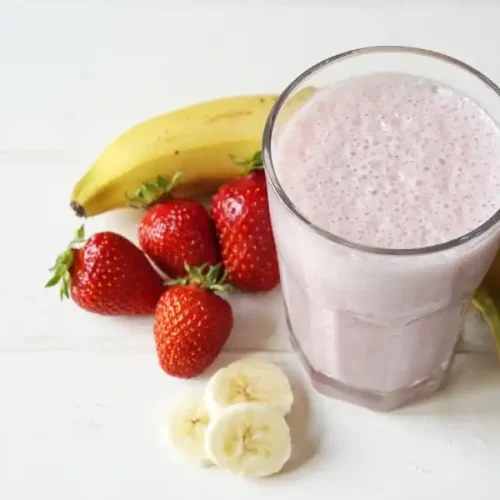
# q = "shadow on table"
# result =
<box><xmin>395</xmin><ymin>352</ymin><xmax>500</xmax><ymax>417</ymax></box>
<box><xmin>84</xmin><ymin>208</ymin><xmax>144</xmax><ymax>245</ymax></box>
<box><xmin>224</xmin><ymin>288</ymin><xmax>289</xmax><ymax>352</ymax></box>
<box><xmin>280</xmin><ymin>373</ymin><xmax>321</xmax><ymax>475</ymax></box>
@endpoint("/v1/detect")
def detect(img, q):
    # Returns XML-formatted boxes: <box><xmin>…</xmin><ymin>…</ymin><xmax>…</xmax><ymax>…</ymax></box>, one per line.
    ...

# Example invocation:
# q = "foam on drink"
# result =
<box><xmin>275</xmin><ymin>72</ymin><xmax>500</xmax><ymax>249</ymax></box>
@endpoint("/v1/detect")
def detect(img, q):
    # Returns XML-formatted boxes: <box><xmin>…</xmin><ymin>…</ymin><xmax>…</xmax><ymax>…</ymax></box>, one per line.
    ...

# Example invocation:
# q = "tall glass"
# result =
<box><xmin>263</xmin><ymin>47</ymin><xmax>500</xmax><ymax>411</ymax></box>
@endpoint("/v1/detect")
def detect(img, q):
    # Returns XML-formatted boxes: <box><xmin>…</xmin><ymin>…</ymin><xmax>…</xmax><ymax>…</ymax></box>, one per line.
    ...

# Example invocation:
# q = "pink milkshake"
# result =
<box><xmin>263</xmin><ymin>48</ymin><xmax>500</xmax><ymax>410</ymax></box>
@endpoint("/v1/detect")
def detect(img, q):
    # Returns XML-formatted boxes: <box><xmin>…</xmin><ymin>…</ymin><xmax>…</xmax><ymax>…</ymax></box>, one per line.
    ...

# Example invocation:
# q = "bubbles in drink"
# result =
<box><xmin>274</xmin><ymin>72</ymin><xmax>500</xmax><ymax>249</ymax></box>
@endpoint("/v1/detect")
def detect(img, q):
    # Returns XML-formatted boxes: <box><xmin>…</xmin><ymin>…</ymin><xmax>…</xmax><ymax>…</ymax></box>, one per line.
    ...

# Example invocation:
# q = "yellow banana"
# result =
<box><xmin>473</xmin><ymin>251</ymin><xmax>500</xmax><ymax>362</ymax></box>
<box><xmin>70</xmin><ymin>88</ymin><xmax>315</xmax><ymax>217</ymax></box>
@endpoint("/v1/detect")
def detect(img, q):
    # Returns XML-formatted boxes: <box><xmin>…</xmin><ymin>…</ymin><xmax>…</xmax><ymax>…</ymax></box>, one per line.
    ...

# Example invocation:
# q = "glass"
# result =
<box><xmin>262</xmin><ymin>46</ymin><xmax>500</xmax><ymax>411</ymax></box>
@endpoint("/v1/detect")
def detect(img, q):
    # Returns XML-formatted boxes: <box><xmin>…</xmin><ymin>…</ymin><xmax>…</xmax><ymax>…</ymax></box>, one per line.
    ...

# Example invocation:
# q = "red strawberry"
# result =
<box><xmin>211</xmin><ymin>152</ymin><xmax>279</xmax><ymax>292</ymax></box>
<box><xmin>128</xmin><ymin>172</ymin><xmax>219</xmax><ymax>278</ymax></box>
<box><xmin>154</xmin><ymin>263</ymin><xmax>233</xmax><ymax>378</ymax></box>
<box><xmin>45</xmin><ymin>226</ymin><xmax>165</xmax><ymax>315</ymax></box>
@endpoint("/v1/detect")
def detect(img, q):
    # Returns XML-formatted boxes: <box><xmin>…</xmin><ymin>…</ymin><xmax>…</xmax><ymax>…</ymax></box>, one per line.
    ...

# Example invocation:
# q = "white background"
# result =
<box><xmin>1</xmin><ymin>1</ymin><xmax>500</xmax><ymax>499</ymax></box>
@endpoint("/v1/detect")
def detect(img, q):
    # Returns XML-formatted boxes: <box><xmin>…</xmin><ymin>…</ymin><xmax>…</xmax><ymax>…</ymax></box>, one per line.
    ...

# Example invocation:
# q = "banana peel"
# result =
<box><xmin>472</xmin><ymin>251</ymin><xmax>500</xmax><ymax>362</ymax></box>
<box><xmin>71</xmin><ymin>87</ymin><xmax>316</xmax><ymax>218</ymax></box>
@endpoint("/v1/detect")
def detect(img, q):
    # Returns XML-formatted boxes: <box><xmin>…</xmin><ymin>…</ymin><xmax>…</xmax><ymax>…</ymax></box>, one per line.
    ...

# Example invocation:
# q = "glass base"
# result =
<box><xmin>285</xmin><ymin>310</ymin><xmax>455</xmax><ymax>412</ymax></box>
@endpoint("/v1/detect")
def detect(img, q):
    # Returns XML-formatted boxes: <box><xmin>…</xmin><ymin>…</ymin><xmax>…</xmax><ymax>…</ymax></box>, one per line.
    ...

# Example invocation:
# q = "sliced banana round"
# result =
<box><xmin>166</xmin><ymin>391</ymin><xmax>212</xmax><ymax>466</ymax></box>
<box><xmin>205</xmin><ymin>403</ymin><xmax>292</xmax><ymax>477</ymax></box>
<box><xmin>205</xmin><ymin>359</ymin><xmax>294</xmax><ymax>416</ymax></box>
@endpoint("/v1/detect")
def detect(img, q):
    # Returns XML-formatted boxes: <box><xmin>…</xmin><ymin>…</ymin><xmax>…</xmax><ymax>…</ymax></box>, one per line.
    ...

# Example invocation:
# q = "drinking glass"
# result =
<box><xmin>263</xmin><ymin>46</ymin><xmax>500</xmax><ymax>411</ymax></box>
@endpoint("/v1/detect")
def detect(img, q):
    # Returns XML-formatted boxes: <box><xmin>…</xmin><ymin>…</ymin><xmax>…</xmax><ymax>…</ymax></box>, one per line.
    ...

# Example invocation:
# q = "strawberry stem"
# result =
<box><xmin>45</xmin><ymin>225</ymin><xmax>86</xmax><ymax>301</ymax></box>
<box><xmin>169</xmin><ymin>262</ymin><xmax>233</xmax><ymax>293</ymax></box>
<box><xmin>229</xmin><ymin>151</ymin><xmax>263</xmax><ymax>176</ymax></box>
<box><xmin>125</xmin><ymin>171</ymin><xmax>183</xmax><ymax>209</ymax></box>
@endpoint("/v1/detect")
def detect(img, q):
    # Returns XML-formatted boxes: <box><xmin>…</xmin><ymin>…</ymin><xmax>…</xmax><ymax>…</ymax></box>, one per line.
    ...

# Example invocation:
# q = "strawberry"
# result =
<box><xmin>154</xmin><ymin>263</ymin><xmax>233</xmax><ymax>378</ymax></box>
<box><xmin>211</xmin><ymin>152</ymin><xmax>280</xmax><ymax>292</ymax></box>
<box><xmin>45</xmin><ymin>226</ymin><xmax>165</xmax><ymax>315</ymax></box>
<box><xmin>127</xmin><ymin>172</ymin><xmax>219</xmax><ymax>279</ymax></box>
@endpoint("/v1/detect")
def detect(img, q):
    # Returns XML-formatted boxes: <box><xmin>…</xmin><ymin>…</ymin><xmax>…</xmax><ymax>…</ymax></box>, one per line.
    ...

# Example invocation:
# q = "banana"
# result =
<box><xmin>473</xmin><ymin>287</ymin><xmax>500</xmax><ymax>362</ymax></box>
<box><xmin>205</xmin><ymin>403</ymin><xmax>292</xmax><ymax>478</ymax></box>
<box><xmin>71</xmin><ymin>88</ymin><xmax>315</xmax><ymax>217</ymax></box>
<box><xmin>166</xmin><ymin>392</ymin><xmax>212</xmax><ymax>466</ymax></box>
<box><xmin>472</xmin><ymin>250</ymin><xmax>500</xmax><ymax>362</ymax></box>
<box><xmin>205</xmin><ymin>359</ymin><xmax>294</xmax><ymax>416</ymax></box>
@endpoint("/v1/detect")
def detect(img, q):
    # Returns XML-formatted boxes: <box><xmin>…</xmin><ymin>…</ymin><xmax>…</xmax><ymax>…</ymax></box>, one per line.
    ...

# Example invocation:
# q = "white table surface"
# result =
<box><xmin>1</xmin><ymin>1</ymin><xmax>500</xmax><ymax>499</ymax></box>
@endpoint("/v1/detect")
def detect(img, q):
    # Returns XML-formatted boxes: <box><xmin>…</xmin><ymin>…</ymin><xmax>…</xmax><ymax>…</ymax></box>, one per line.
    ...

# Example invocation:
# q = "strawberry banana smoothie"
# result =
<box><xmin>266</xmin><ymin>68</ymin><xmax>500</xmax><ymax>410</ymax></box>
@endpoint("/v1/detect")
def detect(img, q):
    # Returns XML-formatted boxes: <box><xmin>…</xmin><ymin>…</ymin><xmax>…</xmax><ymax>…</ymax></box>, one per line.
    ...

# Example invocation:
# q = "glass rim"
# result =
<box><xmin>262</xmin><ymin>45</ymin><xmax>500</xmax><ymax>256</ymax></box>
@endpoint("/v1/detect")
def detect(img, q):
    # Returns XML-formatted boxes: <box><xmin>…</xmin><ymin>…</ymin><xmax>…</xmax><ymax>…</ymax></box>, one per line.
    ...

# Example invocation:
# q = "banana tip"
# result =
<box><xmin>70</xmin><ymin>201</ymin><xmax>86</xmax><ymax>218</ymax></box>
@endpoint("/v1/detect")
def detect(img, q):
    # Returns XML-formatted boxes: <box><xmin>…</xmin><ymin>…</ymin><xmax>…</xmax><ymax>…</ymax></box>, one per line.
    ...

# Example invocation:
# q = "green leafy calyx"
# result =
<box><xmin>125</xmin><ymin>171</ymin><xmax>183</xmax><ymax>209</ymax></box>
<box><xmin>45</xmin><ymin>225</ymin><xmax>86</xmax><ymax>300</ymax></box>
<box><xmin>169</xmin><ymin>262</ymin><xmax>232</xmax><ymax>293</ymax></box>
<box><xmin>229</xmin><ymin>151</ymin><xmax>263</xmax><ymax>175</ymax></box>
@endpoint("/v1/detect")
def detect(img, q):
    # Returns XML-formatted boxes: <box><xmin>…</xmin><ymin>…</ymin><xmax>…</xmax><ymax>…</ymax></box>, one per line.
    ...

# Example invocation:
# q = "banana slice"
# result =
<box><xmin>166</xmin><ymin>392</ymin><xmax>212</xmax><ymax>466</ymax></box>
<box><xmin>205</xmin><ymin>359</ymin><xmax>294</xmax><ymax>416</ymax></box>
<box><xmin>205</xmin><ymin>403</ymin><xmax>292</xmax><ymax>477</ymax></box>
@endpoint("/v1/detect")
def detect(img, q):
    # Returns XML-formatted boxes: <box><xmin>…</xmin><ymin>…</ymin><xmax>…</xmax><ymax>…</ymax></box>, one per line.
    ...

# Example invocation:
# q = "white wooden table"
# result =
<box><xmin>1</xmin><ymin>2</ymin><xmax>500</xmax><ymax>498</ymax></box>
